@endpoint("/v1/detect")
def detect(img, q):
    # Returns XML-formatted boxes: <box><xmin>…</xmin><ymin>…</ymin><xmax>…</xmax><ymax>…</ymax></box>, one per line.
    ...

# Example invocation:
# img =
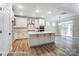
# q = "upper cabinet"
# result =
<box><xmin>13</xmin><ymin>16</ymin><xmax>46</xmax><ymax>32</ymax></box>
<box><xmin>13</xmin><ymin>17</ymin><xmax>27</xmax><ymax>27</ymax></box>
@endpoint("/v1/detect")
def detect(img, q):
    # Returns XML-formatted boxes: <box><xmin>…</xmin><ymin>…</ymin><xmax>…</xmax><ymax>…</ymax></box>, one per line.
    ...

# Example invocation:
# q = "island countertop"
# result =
<box><xmin>28</xmin><ymin>31</ymin><xmax>55</xmax><ymax>34</ymax></box>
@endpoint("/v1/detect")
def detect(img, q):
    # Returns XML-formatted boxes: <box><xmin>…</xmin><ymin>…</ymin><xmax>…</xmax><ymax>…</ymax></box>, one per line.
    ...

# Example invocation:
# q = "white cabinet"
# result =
<box><xmin>13</xmin><ymin>29</ymin><xmax>29</xmax><ymax>40</ymax></box>
<box><xmin>45</xmin><ymin>34</ymin><xmax>51</xmax><ymax>43</ymax></box>
<box><xmin>39</xmin><ymin>34</ymin><xmax>46</xmax><ymax>44</ymax></box>
<box><xmin>29</xmin><ymin>34</ymin><xmax>40</xmax><ymax>46</ymax></box>
<box><xmin>28</xmin><ymin>32</ymin><xmax>55</xmax><ymax>47</ymax></box>
<box><xmin>51</xmin><ymin>33</ymin><xmax>55</xmax><ymax>42</ymax></box>
<box><xmin>39</xmin><ymin>34</ymin><xmax>51</xmax><ymax>45</ymax></box>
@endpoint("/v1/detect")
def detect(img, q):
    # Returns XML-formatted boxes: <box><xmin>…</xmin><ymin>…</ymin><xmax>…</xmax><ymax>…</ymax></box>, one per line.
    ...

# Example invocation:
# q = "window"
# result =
<box><xmin>59</xmin><ymin>21</ymin><xmax>73</xmax><ymax>36</ymax></box>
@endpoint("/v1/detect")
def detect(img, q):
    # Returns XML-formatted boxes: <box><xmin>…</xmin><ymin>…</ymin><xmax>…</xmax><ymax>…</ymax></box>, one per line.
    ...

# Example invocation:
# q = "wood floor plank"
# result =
<box><xmin>12</xmin><ymin>40</ymin><xmax>19</xmax><ymax>52</ymax></box>
<box><xmin>47</xmin><ymin>44</ymin><xmax>64</xmax><ymax>56</ymax></box>
<box><xmin>38</xmin><ymin>45</ymin><xmax>50</xmax><ymax>56</ymax></box>
<box><xmin>47</xmin><ymin>44</ymin><xmax>58</xmax><ymax>56</ymax></box>
<box><xmin>44</xmin><ymin>45</ymin><xmax>56</xmax><ymax>56</ymax></box>
<box><xmin>38</xmin><ymin>46</ymin><xmax>50</xmax><ymax>56</ymax></box>
<box><xmin>46</xmin><ymin>44</ymin><xmax>57</xmax><ymax>56</ymax></box>
<box><xmin>35</xmin><ymin>47</ymin><xmax>44</xmax><ymax>56</ymax></box>
<box><xmin>42</xmin><ymin>45</ymin><xmax>51</xmax><ymax>56</ymax></box>
<box><xmin>31</xmin><ymin>48</ymin><xmax>37</xmax><ymax>56</ymax></box>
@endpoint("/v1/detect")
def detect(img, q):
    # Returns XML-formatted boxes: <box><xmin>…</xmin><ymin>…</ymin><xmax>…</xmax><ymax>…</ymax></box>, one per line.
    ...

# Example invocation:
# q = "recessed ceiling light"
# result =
<box><xmin>48</xmin><ymin>11</ymin><xmax>52</xmax><ymax>14</ymax></box>
<box><xmin>36</xmin><ymin>9</ymin><xmax>40</xmax><ymax>13</ymax></box>
<box><xmin>18</xmin><ymin>5</ymin><xmax>23</xmax><ymax>9</ymax></box>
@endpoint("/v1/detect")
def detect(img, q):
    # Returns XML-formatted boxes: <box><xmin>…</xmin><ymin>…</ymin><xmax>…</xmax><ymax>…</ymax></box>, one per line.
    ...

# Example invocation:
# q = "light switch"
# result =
<box><xmin>0</xmin><ymin>30</ymin><xmax>2</xmax><ymax>33</ymax></box>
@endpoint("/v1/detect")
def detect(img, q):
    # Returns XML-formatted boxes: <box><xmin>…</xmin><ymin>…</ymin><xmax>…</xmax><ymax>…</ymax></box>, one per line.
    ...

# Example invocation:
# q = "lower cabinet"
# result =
<box><xmin>39</xmin><ymin>34</ymin><xmax>51</xmax><ymax>45</ymax></box>
<box><xmin>29</xmin><ymin>33</ymin><xmax>55</xmax><ymax>47</ymax></box>
<box><xmin>29</xmin><ymin>34</ymin><xmax>40</xmax><ymax>47</ymax></box>
<box><xmin>39</xmin><ymin>34</ymin><xmax>46</xmax><ymax>44</ymax></box>
<box><xmin>51</xmin><ymin>33</ymin><xmax>55</xmax><ymax>42</ymax></box>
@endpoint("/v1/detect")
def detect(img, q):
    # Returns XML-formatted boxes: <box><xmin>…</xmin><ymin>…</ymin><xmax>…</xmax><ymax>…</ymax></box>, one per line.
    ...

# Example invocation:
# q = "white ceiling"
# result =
<box><xmin>12</xmin><ymin>3</ymin><xmax>76</xmax><ymax>21</ymax></box>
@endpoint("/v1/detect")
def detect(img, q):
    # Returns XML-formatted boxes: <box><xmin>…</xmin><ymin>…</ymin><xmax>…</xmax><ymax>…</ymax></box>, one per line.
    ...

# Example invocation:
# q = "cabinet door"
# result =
<box><xmin>0</xmin><ymin>12</ymin><xmax>12</xmax><ymax>56</ymax></box>
<box><xmin>44</xmin><ymin>34</ymin><xmax>51</xmax><ymax>43</ymax></box>
<box><xmin>51</xmin><ymin>33</ymin><xmax>55</xmax><ymax>42</ymax></box>
<box><xmin>29</xmin><ymin>34</ymin><xmax>40</xmax><ymax>47</ymax></box>
<box><xmin>39</xmin><ymin>34</ymin><xmax>46</xmax><ymax>45</ymax></box>
<box><xmin>39</xmin><ymin>34</ymin><xmax>51</xmax><ymax>45</ymax></box>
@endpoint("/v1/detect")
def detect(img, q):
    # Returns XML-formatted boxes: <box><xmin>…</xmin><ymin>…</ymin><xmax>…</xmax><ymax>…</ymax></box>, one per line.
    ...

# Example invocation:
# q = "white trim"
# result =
<box><xmin>73</xmin><ymin>37</ymin><xmax>79</xmax><ymax>39</ymax></box>
<box><xmin>56</xmin><ymin>35</ymin><xmax>79</xmax><ymax>39</ymax></box>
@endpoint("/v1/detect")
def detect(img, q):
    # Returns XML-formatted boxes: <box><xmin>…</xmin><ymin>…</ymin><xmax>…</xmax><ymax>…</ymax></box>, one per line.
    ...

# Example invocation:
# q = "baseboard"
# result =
<box><xmin>73</xmin><ymin>37</ymin><xmax>79</xmax><ymax>39</ymax></box>
<box><xmin>56</xmin><ymin>35</ymin><xmax>79</xmax><ymax>39</ymax></box>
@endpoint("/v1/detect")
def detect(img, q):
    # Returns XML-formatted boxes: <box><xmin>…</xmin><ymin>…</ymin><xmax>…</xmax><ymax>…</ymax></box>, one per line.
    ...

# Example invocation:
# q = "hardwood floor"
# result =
<box><xmin>8</xmin><ymin>39</ymin><xmax>64</xmax><ymax>56</ymax></box>
<box><xmin>8</xmin><ymin>36</ymin><xmax>79</xmax><ymax>56</ymax></box>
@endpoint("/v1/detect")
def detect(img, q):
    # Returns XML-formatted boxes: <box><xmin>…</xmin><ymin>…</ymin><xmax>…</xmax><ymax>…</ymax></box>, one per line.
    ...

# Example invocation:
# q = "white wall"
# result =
<box><xmin>73</xmin><ymin>16</ymin><xmax>79</xmax><ymax>38</ymax></box>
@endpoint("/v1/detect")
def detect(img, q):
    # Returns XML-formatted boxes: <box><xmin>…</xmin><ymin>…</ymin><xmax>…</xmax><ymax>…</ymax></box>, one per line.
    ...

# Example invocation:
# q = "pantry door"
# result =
<box><xmin>0</xmin><ymin>12</ymin><xmax>12</xmax><ymax>56</ymax></box>
<box><xmin>0</xmin><ymin>15</ymin><xmax>3</xmax><ymax>55</ymax></box>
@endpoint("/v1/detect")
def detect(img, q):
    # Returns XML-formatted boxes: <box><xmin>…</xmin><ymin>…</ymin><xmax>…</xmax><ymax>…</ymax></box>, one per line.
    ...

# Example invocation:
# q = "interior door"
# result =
<box><xmin>0</xmin><ymin>15</ymin><xmax>4</xmax><ymax>55</ymax></box>
<box><xmin>0</xmin><ymin>11</ymin><xmax>12</xmax><ymax>56</ymax></box>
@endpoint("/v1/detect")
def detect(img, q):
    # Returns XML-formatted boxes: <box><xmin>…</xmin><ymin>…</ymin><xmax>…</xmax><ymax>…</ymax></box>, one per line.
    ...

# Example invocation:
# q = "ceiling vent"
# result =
<box><xmin>60</xmin><ymin>12</ymin><xmax>67</xmax><ymax>15</ymax></box>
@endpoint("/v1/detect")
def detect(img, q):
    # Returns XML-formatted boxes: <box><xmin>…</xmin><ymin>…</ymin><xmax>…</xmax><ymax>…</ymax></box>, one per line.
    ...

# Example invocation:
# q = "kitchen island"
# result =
<box><xmin>28</xmin><ymin>31</ymin><xmax>55</xmax><ymax>47</ymax></box>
